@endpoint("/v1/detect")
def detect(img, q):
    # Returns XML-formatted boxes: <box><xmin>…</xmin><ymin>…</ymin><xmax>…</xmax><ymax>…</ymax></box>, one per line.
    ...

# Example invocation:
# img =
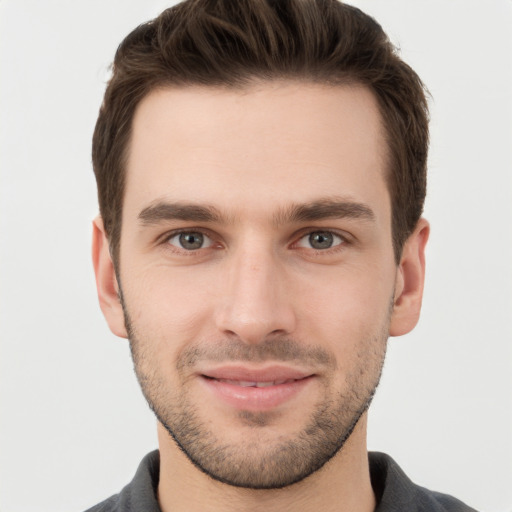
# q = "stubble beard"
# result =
<box><xmin>123</xmin><ymin>303</ymin><xmax>389</xmax><ymax>489</ymax></box>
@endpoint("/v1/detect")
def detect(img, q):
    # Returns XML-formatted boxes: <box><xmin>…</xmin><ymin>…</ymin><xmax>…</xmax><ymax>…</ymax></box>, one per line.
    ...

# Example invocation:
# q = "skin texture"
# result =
<box><xmin>92</xmin><ymin>82</ymin><xmax>429</xmax><ymax>512</ymax></box>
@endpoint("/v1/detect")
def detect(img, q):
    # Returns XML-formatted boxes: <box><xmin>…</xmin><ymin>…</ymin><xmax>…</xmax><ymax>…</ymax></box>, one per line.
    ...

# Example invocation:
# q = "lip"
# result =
<box><xmin>198</xmin><ymin>365</ymin><xmax>315</xmax><ymax>411</ymax></box>
<box><xmin>201</xmin><ymin>365</ymin><xmax>311</xmax><ymax>382</ymax></box>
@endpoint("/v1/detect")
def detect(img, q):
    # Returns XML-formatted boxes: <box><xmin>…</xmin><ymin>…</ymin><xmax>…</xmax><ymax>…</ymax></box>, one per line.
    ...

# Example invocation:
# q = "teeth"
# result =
<box><xmin>239</xmin><ymin>381</ymin><xmax>257</xmax><ymax>387</ymax></box>
<box><xmin>255</xmin><ymin>381</ymin><xmax>274</xmax><ymax>388</ymax></box>
<box><xmin>217</xmin><ymin>379</ymin><xmax>295</xmax><ymax>387</ymax></box>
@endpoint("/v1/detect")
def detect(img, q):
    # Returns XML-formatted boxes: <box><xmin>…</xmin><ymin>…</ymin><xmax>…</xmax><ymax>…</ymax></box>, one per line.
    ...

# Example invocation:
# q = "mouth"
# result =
<box><xmin>206</xmin><ymin>377</ymin><xmax>300</xmax><ymax>388</ymax></box>
<box><xmin>198</xmin><ymin>366</ymin><xmax>315</xmax><ymax>411</ymax></box>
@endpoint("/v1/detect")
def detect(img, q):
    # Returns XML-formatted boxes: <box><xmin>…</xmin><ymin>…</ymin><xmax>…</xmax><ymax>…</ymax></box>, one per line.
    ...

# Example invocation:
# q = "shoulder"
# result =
<box><xmin>84</xmin><ymin>494</ymin><xmax>121</xmax><ymax>512</ymax></box>
<box><xmin>83</xmin><ymin>451</ymin><xmax>161</xmax><ymax>512</ymax></box>
<box><xmin>369</xmin><ymin>452</ymin><xmax>479</xmax><ymax>512</ymax></box>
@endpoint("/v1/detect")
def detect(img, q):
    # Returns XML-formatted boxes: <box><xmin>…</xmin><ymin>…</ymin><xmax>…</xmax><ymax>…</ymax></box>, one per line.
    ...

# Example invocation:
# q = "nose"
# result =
<box><xmin>214</xmin><ymin>245</ymin><xmax>297</xmax><ymax>344</ymax></box>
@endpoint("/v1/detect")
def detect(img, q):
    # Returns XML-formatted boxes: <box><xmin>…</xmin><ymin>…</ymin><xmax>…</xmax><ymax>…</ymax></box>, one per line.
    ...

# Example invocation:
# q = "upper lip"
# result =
<box><xmin>199</xmin><ymin>365</ymin><xmax>313</xmax><ymax>382</ymax></box>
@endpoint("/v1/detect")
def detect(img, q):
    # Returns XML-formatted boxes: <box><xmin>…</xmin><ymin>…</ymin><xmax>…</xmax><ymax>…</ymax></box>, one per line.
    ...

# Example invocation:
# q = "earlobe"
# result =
<box><xmin>91</xmin><ymin>217</ymin><xmax>128</xmax><ymax>339</ymax></box>
<box><xmin>389</xmin><ymin>218</ymin><xmax>430</xmax><ymax>337</ymax></box>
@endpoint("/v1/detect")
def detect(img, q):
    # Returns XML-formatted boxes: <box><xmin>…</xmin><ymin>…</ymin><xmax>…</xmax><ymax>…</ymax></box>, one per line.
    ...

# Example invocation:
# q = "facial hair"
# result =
<box><xmin>123</xmin><ymin>299</ymin><xmax>389</xmax><ymax>489</ymax></box>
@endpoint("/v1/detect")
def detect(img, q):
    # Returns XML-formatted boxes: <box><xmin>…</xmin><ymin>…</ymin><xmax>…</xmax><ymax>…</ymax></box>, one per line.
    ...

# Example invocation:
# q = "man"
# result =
<box><xmin>87</xmin><ymin>0</ymin><xmax>477</xmax><ymax>510</ymax></box>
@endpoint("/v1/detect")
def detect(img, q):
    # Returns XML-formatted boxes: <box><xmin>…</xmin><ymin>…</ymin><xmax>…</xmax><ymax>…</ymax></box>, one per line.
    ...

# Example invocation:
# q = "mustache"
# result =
<box><xmin>121</xmin><ymin>297</ymin><xmax>337</xmax><ymax>371</ymax></box>
<box><xmin>176</xmin><ymin>337</ymin><xmax>337</xmax><ymax>371</ymax></box>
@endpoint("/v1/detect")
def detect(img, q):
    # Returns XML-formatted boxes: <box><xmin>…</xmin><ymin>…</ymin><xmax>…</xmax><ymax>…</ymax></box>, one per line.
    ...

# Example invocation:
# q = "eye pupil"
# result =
<box><xmin>179</xmin><ymin>232</ymin><xmax>204</xmax><ymax>250</ymax></box>
<box><xmin>309</xmin><ymin>231</ymin><xmax>333</xmax><ymax>249</ymax></box>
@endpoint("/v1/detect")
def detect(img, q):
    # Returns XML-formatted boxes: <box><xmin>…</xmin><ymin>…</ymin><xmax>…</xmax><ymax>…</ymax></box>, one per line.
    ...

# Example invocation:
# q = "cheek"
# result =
<box><xmin>294</xmin><ymin>264</ymin><xmax>394</xmax><ymax>350</ymax></box>
<box><xmin>121</xmin><ymin>264</ymin><xmax>218</xmax><ymax>348</ymax></box>
<box><xmin>299</xmin><ymin>276</ymin><xmax>390</xmax><ymax>394</ymax></box>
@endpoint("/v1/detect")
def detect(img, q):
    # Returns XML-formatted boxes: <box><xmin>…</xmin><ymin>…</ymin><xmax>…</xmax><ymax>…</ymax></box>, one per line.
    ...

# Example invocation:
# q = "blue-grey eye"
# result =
<box><xmin>168</xmin><ymin>232</ymin><xmax>212</xmax><ymax>250</ymax></box>
<box><xmin>297</xmin><ymin>231</ymin><xmax>344</xmax><ymax>250</ymax></box>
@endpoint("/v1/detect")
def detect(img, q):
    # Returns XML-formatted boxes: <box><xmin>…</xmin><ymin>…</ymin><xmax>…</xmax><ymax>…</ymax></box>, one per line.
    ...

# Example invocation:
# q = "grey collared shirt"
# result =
<box><xmin>84</xmin><ymin>450</ymin><xmax>478</xmax><ymax>512</ymax></box>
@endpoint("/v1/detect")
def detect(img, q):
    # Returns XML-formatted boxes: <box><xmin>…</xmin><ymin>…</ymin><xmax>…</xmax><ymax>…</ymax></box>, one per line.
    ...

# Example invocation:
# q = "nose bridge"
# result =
<box><xmin>215</xmin><ymin>238</ymin><xmax>296</xmax><ymax>343</ymax></box>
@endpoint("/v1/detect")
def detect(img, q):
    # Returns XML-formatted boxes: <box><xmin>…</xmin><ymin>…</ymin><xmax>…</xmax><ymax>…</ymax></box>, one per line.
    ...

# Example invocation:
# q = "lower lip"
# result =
<box><xmin>200</xmin><ymin>376</ymin><xmax>314</xmax><ymax>411</ymax></box>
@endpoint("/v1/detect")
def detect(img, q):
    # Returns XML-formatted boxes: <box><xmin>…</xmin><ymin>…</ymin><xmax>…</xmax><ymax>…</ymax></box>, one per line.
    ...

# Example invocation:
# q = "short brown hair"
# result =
<box><xmin>92</xmin><ymin>0</ymin><xmax>429</xmax><ymax>265</ymax></box>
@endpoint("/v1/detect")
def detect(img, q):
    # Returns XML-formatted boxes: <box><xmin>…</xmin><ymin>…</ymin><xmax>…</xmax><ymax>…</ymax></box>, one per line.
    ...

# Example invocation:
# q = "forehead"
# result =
<box><xmin>124</xmin><ymin>81</ymin><xmax>389</xmax><ymax>223</ymax></box>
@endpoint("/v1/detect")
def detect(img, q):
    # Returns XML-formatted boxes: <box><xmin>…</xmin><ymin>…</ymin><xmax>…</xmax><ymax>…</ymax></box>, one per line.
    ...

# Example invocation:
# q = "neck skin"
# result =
<box><xmin>157</xmin><ymin>413</ymin><xmax>376</xmax><ymax>512</ymax></box>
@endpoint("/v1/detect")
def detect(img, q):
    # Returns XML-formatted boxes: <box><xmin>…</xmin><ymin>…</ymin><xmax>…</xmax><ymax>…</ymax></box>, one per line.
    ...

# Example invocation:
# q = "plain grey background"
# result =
<box><xmin>1</xmin><ymin>1</ymin><xmax>511</xmax><ymax>511</ymax></box>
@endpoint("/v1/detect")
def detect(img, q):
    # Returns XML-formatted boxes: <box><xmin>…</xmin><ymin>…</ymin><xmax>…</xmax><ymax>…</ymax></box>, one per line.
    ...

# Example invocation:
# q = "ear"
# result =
<box><xmin>91</xmin><ymin>216</ymin><xmax>128</xmax><ymax>338</ymax></box>
<box><xmin>389</xmin><ymin>218</ymin><xmax>430</xmax><ymax>337</ymax></box>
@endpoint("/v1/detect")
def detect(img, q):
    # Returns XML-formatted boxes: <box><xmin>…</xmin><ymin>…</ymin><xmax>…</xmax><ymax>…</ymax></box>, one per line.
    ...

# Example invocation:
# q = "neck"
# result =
<box><xmin>157</xmin><ymin>415</ymin><xmax>376</xmax><ymax>512</ymax></box>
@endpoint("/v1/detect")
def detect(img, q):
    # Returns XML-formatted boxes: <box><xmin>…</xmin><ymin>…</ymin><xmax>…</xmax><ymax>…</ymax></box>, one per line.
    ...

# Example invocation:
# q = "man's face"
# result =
<box><xmin>105</xmin><ymin>82</ymin><xmax>406</xmax><ymax>488</ymax></box>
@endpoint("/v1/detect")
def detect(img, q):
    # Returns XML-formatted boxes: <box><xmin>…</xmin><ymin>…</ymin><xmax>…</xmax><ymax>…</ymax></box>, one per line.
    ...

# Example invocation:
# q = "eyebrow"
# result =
<box><xmin>273</xmin><ymin>197</ymin><xmax>375</xmax><ymax>226</ymax></box>
<box><xmin>138</xmin><ymin>202</ymin><xmax>224</xmax><ymax>225</ymax></box>
<box><xmin>137</xmin><ymin>197</ymin><xmax>375</xmax><ymax>226</ymax></box>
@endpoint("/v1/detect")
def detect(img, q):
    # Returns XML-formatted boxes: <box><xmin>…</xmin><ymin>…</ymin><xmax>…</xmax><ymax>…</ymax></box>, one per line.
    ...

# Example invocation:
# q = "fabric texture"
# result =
<box><xmin>84</xmin><ymin>450</ymin><xmax>478</xmax><ymax>512</ymax></box>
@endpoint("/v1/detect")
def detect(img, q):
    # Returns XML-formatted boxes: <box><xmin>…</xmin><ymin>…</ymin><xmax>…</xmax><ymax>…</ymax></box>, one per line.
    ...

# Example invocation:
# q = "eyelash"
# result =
<box><xmin>160</xmin><ymin>228</ymin><xmax>350</xmax><ymax>255</ymax></box>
